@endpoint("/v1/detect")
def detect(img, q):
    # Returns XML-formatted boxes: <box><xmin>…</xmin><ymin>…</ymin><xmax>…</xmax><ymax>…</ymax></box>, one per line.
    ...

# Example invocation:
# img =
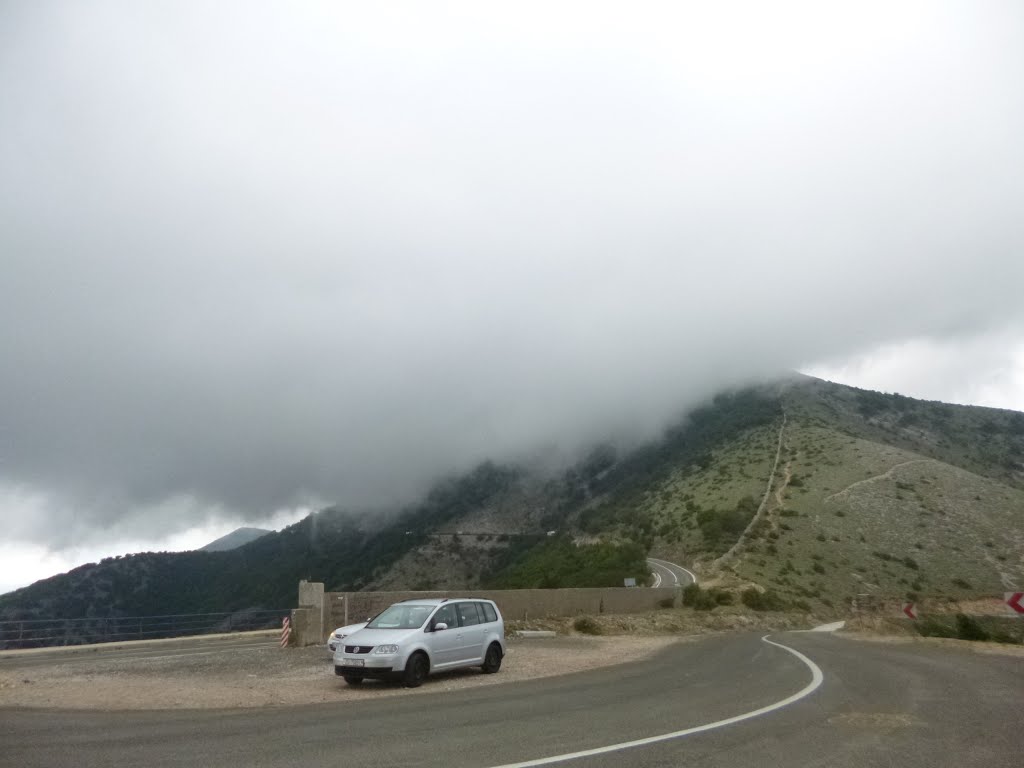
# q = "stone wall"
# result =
<box><xmin>285</xmin><ymin>582</ymin><xmax>680</xmax><ymax>646</ymax></box>
<box><xmin>324</xmin><ymin>587</ymin><xmax>680</xmax><ymax>636</ymax></box>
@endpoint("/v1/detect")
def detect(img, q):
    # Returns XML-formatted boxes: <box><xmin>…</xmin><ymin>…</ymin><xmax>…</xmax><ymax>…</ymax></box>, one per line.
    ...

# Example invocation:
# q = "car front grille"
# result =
<box><xmin>345</xmin><ymin>645</ymin><xmax>374</xmax><ymax>654</ymax></box>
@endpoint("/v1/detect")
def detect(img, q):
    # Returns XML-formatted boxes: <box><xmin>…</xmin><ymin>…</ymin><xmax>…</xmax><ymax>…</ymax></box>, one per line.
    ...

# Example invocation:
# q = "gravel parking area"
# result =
<box><xmin>0</xmin><ymin>635</ymin><xmax>681</xmax><ymax>710</ymax></box>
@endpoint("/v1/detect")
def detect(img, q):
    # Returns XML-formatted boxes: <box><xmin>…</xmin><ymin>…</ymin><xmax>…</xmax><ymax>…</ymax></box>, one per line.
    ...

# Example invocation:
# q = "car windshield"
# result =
<box><xmin>365</xmin><ymin>604</ymin><xmax>434</xmax><ymax>630</ymax></box>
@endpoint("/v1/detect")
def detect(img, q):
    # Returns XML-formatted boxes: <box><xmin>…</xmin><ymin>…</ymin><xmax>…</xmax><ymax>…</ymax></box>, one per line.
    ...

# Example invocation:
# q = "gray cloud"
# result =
<box><xmin>2</xmin><ymin>2</ymin><xmax>1023</xmax><ymax>548</ymax></box>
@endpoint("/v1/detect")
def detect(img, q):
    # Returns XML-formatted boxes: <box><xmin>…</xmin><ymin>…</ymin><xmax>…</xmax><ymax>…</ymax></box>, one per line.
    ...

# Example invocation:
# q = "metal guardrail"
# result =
<box><xmin>0</xmin><ymin>608</ymin><xmax>290</xmax><ymax>650</ymax></box>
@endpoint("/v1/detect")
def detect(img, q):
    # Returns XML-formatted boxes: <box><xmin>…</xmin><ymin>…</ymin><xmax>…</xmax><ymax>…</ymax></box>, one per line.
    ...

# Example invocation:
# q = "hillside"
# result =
<box><xmin>630</xmin><ymin>376</ymin><xmax>1024</xmax><ymax>607</ymax></box>
<box><xmin>2</xmin><ymin>375</ymin><xmax>1022</xmax><ymax>643</ymax></box>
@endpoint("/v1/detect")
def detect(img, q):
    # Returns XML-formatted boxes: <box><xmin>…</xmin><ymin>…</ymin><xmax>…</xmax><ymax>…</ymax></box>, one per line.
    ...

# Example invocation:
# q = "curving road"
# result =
<box><xmin>4</xmin><ymin>631</ymin><xmax>1022</xmax><ymax>768</ymax></box>
<box><xmin>647</xmin><ymin>557</ymin><xmax>697</xmax><ymax>588</ymax></box>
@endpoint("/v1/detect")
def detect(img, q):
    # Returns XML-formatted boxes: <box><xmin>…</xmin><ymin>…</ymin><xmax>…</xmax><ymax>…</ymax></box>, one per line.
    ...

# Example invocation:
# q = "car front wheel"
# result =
<box><xmin>343</xmin><ymin>674</ymin><xmax>364</xmax><ymax>685</ymax></box>
<box><xmin>403</xmin><ymin>652</ymin><xmax>429</xmax><ymax>688</ymax></box>
<box><xmin>481</xmin><ymin>643</ymin><xmax>503</xmax><ymax>674</ymax></box>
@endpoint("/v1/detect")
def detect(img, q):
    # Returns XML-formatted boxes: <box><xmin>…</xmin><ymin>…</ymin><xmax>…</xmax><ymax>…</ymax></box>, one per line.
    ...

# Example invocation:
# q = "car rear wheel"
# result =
<box><xmin>403</xmin><ymin>652</ymin><xmax>429</xmax><ymax>688</ymax></box>
<box><xmin>343</xmin><ymin>674</ymin><xmax>364</xmax><ymax>685</ymax></box>
<box><xmin>481</xmin><ymin>643</ymin><xmax>503</xmax><ymax>674</ymax></box>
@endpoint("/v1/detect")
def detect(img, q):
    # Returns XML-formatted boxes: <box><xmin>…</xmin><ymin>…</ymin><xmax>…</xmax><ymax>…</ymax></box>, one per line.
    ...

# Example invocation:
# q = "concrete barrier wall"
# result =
<box><xmin>324</xmin><ymin>587</ymin><xmax>680</xmax><ymax>635</ymax></box>
<box><xmin>289</xmin><ymin>607</ymin><xmax>320</xmax><ymax>647</ymax></box>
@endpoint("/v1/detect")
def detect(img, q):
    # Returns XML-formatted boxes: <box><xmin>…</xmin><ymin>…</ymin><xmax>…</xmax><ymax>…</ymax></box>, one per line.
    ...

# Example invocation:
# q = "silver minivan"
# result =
<box><xmin>333</xmin><ymin>598</ymin><xmax>505</xmax><ymax>687</ymax></box>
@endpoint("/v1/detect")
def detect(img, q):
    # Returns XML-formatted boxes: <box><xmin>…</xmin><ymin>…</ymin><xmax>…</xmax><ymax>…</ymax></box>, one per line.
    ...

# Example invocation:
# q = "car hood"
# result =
<box><xmin>340</xmin><ymin>627</ymin><xmax>421</xmax><ymax>647</ymax></box>
<box><xmin>332</xmin><ymin>622</ymin><xmax>367</xmax><ymax>637</ymax></box>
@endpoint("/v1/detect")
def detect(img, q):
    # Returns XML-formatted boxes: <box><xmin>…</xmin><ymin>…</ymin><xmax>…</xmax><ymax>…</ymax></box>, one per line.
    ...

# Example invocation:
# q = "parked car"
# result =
<box><xmin>327</xmin><ymin>621</ymin><xmax>368</xmax><ymax>655</ymax></box>
<box><xmin>333</xmin><ymin>598</ymin><xmax>505</xmax><ymax>687</ymax></box>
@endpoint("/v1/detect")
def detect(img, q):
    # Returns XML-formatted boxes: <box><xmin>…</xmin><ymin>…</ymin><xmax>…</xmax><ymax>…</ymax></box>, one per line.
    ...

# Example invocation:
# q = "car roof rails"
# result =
<box><xmin>398</xmin><ymin>597</ymin><xmax>448</xmax><ymax>603</ymax></box>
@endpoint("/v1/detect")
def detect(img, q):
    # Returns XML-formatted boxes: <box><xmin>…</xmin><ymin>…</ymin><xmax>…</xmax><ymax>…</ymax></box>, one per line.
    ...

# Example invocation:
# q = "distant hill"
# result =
<box><xmin>199</xmin><ymin>527</ymin><xmax>271</xmax><ymax>552</ymax></box>
<box><xmin>2</xmin><ymin>374</ymin><xmax>1021</xmax><ymax>646</ymax></box>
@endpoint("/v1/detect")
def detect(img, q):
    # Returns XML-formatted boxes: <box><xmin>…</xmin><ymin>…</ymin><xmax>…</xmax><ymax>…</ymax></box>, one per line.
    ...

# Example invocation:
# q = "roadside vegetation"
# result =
<box><xmin>486</xmin><ymin>537</ymin><xmax>648</xmax><ymax>589</ymax></box>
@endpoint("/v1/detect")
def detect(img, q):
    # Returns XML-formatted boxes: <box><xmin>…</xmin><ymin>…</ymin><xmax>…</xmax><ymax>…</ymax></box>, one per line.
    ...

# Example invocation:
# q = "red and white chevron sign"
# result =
<box><xmin>1006</xmin><ymin>592</ymin><xmax>1024</xmax><ymax>616</ymax></box>
<box><xmin>901</xmin><ymin>602</ymin><xmax>917</xmax><ymax>620</ymax></box>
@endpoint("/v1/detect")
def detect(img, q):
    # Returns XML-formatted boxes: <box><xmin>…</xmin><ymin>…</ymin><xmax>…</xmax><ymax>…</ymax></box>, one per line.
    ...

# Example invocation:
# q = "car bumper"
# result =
<box><xmin>334</xmin><ymin>663</ymin><xmax>399</xmax><ymax>679</ymax></box>
<box><xmin>335</xmin><ymin>653</ymin><xmax>399</xmax><ymax>669</ymax></box>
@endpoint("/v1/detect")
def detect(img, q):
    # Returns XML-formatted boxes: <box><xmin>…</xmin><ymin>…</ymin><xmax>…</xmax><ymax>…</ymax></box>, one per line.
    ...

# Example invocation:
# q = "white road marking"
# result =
<box><xmin>486</xmin><ymin>634</ymin><xmax>824</xmax><ymax>768</ymax></box>
<box><xmin>647</xmin><ymin>557</ymin><xmax>698</xmax><ymax>586</ymax></box>
<box><xmin>647</xmin><ymin>559</ymin><xmax>676</xmax><ymax>586</ymax></box>
<box><xmin>806</xmin><ymin>621</ymin><xmax>846</xmax><ymax>633</ymax></box>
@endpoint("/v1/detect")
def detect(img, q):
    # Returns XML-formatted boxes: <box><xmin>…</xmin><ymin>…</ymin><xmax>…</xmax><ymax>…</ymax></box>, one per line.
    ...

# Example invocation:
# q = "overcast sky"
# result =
<box><xmin>2</xmin><ymin>1</ymin><xmax>1022</xmax><ymax>594</ymax></box>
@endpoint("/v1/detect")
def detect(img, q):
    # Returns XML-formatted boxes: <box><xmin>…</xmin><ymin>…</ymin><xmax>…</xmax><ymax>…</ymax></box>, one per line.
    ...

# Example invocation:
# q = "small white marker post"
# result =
<box><xmin>280</xmin><ymin>616</ymin><xmax>291</xmax><ymax>648</ymax></box>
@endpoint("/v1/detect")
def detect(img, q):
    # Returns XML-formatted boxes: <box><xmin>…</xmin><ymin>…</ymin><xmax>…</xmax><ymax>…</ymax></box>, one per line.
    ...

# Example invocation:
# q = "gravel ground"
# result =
<box><xmin>0</xmin><ymin>635</ymin><xmax>681</xmax><ymax>711</ymax></box>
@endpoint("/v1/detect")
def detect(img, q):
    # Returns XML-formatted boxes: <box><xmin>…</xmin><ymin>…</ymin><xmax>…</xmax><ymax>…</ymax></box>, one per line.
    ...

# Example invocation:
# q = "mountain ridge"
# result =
<box><xmin>2</xmin><ymin>375</ymin><xmax>1021</xmax><ymax>645</ymax></box>
<box><xmin>199</xmin><ymin>527</ymin><xmax>272</xmax><ymax>552</ymax></box>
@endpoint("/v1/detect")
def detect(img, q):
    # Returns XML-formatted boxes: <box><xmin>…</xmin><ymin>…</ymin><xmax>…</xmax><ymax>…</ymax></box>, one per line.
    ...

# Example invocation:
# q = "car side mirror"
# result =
<box><xmin>433</xmin><ymin>622</ymin><xmax>448</xmax><ymax>632</ymax></box>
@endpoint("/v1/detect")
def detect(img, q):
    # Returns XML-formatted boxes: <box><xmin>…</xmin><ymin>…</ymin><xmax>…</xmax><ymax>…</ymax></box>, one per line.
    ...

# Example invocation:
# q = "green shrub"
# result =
<box><xmin>681</xmin><ymin>584</ymin><xmax>727</xmax><ymax>611</ymax></box>
<box><xmin>681</xmin><ymin>583</ymin><xmax>702</xmax><ymax>607</ymax></box>
<box><xmin>713</xmin><ymin>590</ymin><xmax>735</xmax><ymax>606</ymax></box>
<box><xmin>741</xmin><ymin>588</ymin><xmax>787</xmax><ymax>611</ymax></box>
<box><xmin>573</xmin><ymin>616</ymin><xmax>602</xmax><ymax>635</ymax></box>
<box><xmin>955</xmin><ymin>614</ymin><xmax>988</xmax><ymax>642</ymax></box>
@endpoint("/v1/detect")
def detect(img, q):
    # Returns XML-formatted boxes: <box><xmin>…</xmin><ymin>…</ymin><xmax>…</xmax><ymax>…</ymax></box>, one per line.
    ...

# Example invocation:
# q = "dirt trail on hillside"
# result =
<box><xmin>712</xmin><ymin>410</ymin><xmax>787</xmax><ymax>569</ymax></box>
<box><xmin>767</xmin><ymin>459</ymin><xmax>793</xmax><ymax>534</ymax></box>
<box><xmin>824</xmin><ymin>459</ymin><xmax>935</xmax><ymax>503</ymax></box>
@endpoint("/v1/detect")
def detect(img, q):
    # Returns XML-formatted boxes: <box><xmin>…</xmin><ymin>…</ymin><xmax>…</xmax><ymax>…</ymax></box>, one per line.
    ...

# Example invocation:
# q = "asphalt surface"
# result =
<box><xmin>0</xmin><ymin>632</ymin><xmax>276</xmax><ymax>670</ymax></box>
<box><xmin>647</xmin><ymin>557</ymin><xmax>696</xmax><ymax>588</ymax></box>
<box><xmin>4</xmin><ymin>631</ymin><xmax>1021</xmax><ymax>768</ymax></box>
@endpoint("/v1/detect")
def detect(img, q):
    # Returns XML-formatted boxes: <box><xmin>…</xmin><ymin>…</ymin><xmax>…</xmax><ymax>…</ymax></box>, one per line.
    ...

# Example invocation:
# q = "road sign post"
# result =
<box><xmin>901</xmin><ymin>602</ymin><xmax>917</xmax><ymax>620</ymax></box>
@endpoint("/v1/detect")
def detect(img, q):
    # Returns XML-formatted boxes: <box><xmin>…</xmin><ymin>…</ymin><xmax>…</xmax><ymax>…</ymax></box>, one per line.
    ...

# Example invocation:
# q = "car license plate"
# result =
<box><xmin>345</xmin><ymin>658</ymin><xmax>364</xmax><ymax>667</ymax></box>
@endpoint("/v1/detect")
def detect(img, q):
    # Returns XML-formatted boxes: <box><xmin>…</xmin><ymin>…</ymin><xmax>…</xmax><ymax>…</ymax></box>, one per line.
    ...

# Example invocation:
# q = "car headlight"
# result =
<box><xmin>374</xmin><ymin>645</ymin><xmax>399</xmax><ymax>654</ymax></box>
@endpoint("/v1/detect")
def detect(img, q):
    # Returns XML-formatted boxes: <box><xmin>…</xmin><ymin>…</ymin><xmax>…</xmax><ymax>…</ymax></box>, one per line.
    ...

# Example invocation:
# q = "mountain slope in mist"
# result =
<box><xmin>198</xmin><ymin>527</ymin><xmax>272</xmax><ymax>552</ymax></box>
<box><xmin>2</xmin><ymin>375</ymin><xmax>1022</xmax><ymax>644</ymax></box>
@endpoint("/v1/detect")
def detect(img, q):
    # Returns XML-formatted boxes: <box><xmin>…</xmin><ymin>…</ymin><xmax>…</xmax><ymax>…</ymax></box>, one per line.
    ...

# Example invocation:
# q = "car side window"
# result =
<box><xmin>431</xmin><ymin>604</ymin><xmax>458</xmax><ymax>630</ymax></box>
<box><xmin>457</xmin><ymin>601</ymin><xmax>482</xmax><ymax>626</ymax></box>
<box><xmin>481</xmin><ymin>602</ymin><xmax>497</xmax><ymax>623</ymax></box>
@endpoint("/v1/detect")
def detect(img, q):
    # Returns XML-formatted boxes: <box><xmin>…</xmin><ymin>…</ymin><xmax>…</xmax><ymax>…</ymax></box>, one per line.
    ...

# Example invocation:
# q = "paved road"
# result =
<box><xmin>4</xmin><ymin>631</ymin><xmax>1021</xmax><ymax>768</ymax></box>
<box><xmin>646</xmin><ymin>557</ymin><xmax>696</xmax><ymax>588</ymax></box>
<box><xmin>0</xmin><ymin>633</ymin><xmax>275</xmax><ymax>670</ymax></box>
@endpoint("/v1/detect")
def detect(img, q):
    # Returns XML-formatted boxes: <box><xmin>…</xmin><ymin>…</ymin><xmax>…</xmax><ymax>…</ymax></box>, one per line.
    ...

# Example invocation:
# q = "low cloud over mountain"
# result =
<box><xmin>1</xmin><ymin>2</ymin><xmax>1022</xmax><ymax>556</ymax></box>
